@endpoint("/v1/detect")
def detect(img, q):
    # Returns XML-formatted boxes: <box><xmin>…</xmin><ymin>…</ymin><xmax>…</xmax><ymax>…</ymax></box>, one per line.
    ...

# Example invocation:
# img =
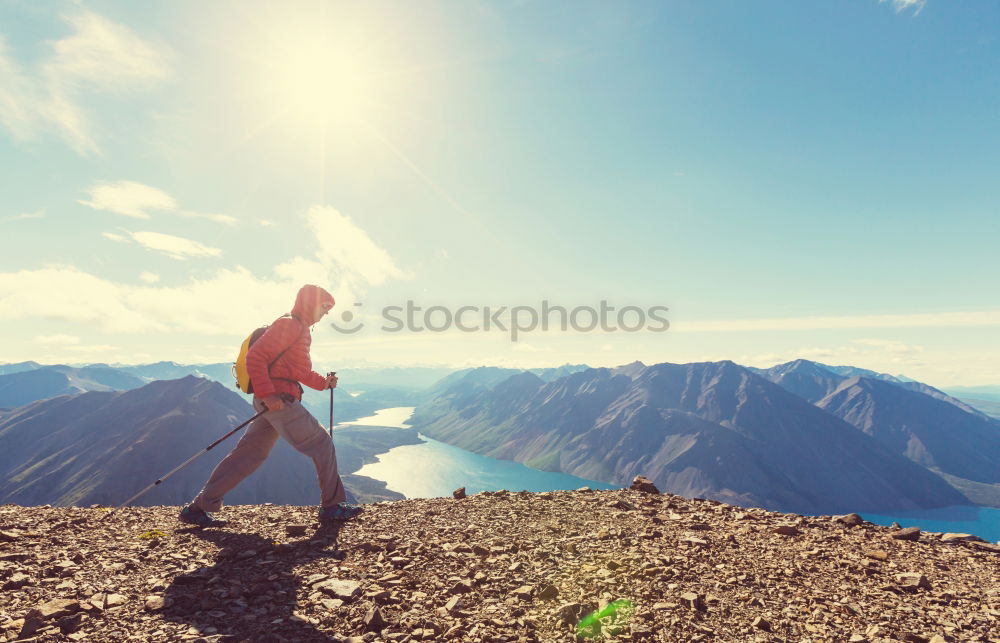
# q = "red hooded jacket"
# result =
<box><xmin>246</xmin><ymin>284</ymin><xmax>335</xmax><ymax>400</ymax></box>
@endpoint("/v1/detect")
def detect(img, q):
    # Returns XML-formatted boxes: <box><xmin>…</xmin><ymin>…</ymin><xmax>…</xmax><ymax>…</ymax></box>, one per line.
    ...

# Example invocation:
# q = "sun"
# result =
<box><xmin>241</xmin><ymin>10</ymin><xmax>392</xmax><ymax>139</ymax></box>
<box><xmin>268</xmin><ymin>33</ymin><xmax>380</xmax><ymax>128</ymax></box>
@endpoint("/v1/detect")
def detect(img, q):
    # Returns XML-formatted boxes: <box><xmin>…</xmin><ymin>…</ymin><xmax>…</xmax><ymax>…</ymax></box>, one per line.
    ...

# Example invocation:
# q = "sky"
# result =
<box><xmin>0</xmin><ymin>0</ymin><xmax>997</xmax><ymax>386</ymax></box>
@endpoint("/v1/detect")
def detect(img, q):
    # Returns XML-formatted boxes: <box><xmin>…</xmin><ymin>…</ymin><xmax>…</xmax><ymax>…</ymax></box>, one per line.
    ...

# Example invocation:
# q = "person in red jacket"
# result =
<box><xmin>179</xmin><ymin>284</ymin><xmax>362</xmax><ymax>526</ymax></box>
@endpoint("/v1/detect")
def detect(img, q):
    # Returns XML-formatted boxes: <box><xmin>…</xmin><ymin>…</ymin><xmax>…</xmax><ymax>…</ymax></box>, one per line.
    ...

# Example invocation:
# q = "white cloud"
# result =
<box><xmin>0</xmin><ymin>37</ymin><xmax>37</xmax><ymax>142</ymax></box>
<box><xmin>80</xmin><ymin>181</ymin><xmax>174</xmax><ymax>219</ymax></box>
<box><xmin>0</xmin><ymin>205</ymin><xmax>411</xmax><ymax>341</ymax></box>
<box><xmin>80</xmin><ymin>180</ymin><xmax>237</xmax><ymax>224</ymax></box>
<box><xmin>178</xmin><ymin>210</ymin><xmax>238</xmax><ymax>225</ymax></box>
<box><xmin>33</xmin><ymin>334</ymin><xmax>80</xmax><ymax>346</ymax></box>
<box><xmin>0</xmin><ymin>264</ymin><xmax>265</xmax><ymax>335</ymax></box>
<box><xmin>733</xmin><ymin>338</ymin><xmax>928</xmax><ymax>371</ymax></box>
<box><xmin>65</xmin><ymin>343</ymin><xmax>118</xmax><ymax>354</ymax></box>
<box><xmin>511</xmin><ymin>342</ymin><xmax>553</xmax><ymax>353</ymax></box>
<box><xmin>0</xmin><ymin>11</ymin><xmax>170</xmax><ymax>155</ymax></box>
<box><xmin>1</xmin><ymin>209</ymin><xmax>45</xmax><ymax>222</ymax></box>
<box><xmin>881</xmin><ymin>0</ymin><xmax>926</xmax><ymax>15</ymax></box>
<box><xmin>851</xmin><ymin>338</ymin><xmax>925</xmax><ymax>357</ymax></box>
<box><xmin>30</xmin><ymin>338</ymin><xmax>118</xmax><ymax>355</ymax></box>
<box><xmin>128</xmin><ymin>231</ymin><xmax>221</xmax><ymax>260</ymax></box>
<box><xmin>0</xmin><ymin>265</ymin><xmax>165</xmax><ymax>333</ymax></box>
<box><xmin>306</xmin><ymin>206</ymin><xmax>411</xmax><ymax>286</ymax></box>
<box><xmin>675</xmin><ymin>310</ymin><xmax>1000</xmax><ymax>333</ymax></box>
<box><xmin>139</xmin><ymin>271</ymin><xmax>160</xmax><ymax>284</ymax></box>
<box><xmin>260</xmin><ymin>219</ymin><xmax>276</xmax><ymax>227</ymax></box>
<box><xmin>102</xmin><ymin>232</ymin><xmax>127</xmax><ymax>243</ymax></box>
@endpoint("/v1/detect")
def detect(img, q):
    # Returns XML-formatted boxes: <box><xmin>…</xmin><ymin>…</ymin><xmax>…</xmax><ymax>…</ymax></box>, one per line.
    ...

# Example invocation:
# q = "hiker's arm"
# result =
<box><xmin>300</xmin><ymin>369</ymin><xmax>328</xmax><ymax>391</ymax></box>
<box><xmin>245</xmin><ymin>318</ymin><xmax>300</xmax><ymax>398</ymax></box>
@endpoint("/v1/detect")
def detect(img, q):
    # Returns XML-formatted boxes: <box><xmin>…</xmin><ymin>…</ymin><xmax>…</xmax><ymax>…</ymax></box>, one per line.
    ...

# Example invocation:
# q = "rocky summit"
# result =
<box><xmin>1</xmin><ymin>488</ymin><xmax>999</xmax><ymax>643</ymax></box>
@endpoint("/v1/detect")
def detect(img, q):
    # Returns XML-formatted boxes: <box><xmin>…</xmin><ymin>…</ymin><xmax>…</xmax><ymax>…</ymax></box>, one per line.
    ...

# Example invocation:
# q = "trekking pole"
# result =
<box><xmin>102</xmin><ymin>409</ymin><xmax>266</xmax><ymax>520</ymax></box>
<box><xmin>327</xmin><ymin>371</ymin><xmax>336</xmax><ymax>438</ymax></box>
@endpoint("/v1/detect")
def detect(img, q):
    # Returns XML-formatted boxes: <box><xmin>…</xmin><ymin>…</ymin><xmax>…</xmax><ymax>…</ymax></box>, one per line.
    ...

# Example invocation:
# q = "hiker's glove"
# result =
<box><xmin>324</xmin><ymin>373</ymin><xmax>338</xmax><ymax>390</ymax></box>
<box><xmin>262</xmin><ymin>395</ymin><xmax>285</xmax><ymax>411</ymax></box>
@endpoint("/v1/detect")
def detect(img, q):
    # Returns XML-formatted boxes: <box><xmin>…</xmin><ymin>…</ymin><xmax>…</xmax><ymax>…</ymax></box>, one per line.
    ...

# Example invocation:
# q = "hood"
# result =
<box><xmin>291</xmin><ymin>284</ymin><xmax>335</xmax><ymax>326</ymax></box>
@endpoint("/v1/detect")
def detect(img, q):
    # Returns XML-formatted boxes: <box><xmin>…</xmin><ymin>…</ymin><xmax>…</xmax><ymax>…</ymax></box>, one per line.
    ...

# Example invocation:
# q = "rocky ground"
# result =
<box><xmin>1</xmin><ymin>482</ymin><xmax>999</xmax><ymax>642</ymax></box>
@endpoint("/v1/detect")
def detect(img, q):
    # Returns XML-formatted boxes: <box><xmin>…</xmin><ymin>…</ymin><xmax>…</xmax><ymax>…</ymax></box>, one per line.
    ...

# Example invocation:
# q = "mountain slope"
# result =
<box><xmin>817</xmin><ymin>376</ymin><xmax>1000</xmax><ymax>484</ymax></box>
<box><xmin>410</xmin><ymin>361</ymin><xmax>966</xmax><ymax>514</ymax></box>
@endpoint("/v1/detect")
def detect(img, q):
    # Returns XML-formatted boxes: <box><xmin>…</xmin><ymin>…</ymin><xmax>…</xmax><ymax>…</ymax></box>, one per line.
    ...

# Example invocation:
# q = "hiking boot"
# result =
<box><xmin>319</xmin><ymin>503</ymin><xmax>363</xmax><ymax>523</ymax></box>
<box><xmin>178</xmin><ymin>504</ymin><xmax>226</xmax><ymax>527</ymax></box>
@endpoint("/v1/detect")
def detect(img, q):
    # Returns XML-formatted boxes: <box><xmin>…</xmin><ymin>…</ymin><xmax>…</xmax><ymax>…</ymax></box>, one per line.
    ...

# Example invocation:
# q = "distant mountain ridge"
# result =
<box><xmin>0</xmin><ymin>365</ymin><xmax>148</xmax><ymax>408</ymax></box>
<box><xmin>0</xmin><ymin>361</ymin><xmax>460</xmax><ymax>424</ymax></box>
<box><xmin>410</xmin><ymin>360</ymin><xmax>967</xmax><ymax>514</ymax></box>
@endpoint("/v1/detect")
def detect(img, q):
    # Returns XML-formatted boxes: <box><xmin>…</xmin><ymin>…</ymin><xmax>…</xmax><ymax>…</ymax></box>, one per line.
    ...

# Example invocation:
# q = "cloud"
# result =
<box><xmin>79</xmin><ymin>181</ymin><xmax>177</xmax><ymax>219</ymax></box>
<box><xmin>1</xmin><ymin>209</ymin><xmax>45</xmax><ymax>222</ymax></box>
<box><xmin>880</xmin><ymin>0</ymin><xmax>926</xmax><ymax>15</ymax></box>
<box><xmin>0</xmin><ymin>205</ymin><xmax>411</xmax><ymax>339</ymax></box>
<box><xmin>675</xmin><ymin>310</ymin><xmax>1000</xmax><ymax>333</ymax></box>
<box><xmin>139</xmin><ymin>271</ymin><xmax>160</xmax><ymax>284</ymax></box>
<box><xmin>0</xmin><ymin>265</ymin><xmax>165</xmax><ymax>333</ymax></box>
<box><xmin>734</xmin><ymin>338</ymin><xmax>928</xmax><ymax>371</ymax></box>
<box><xmin>33</xmin><ymin>334</ymin><xmax>80</xmax><ymax>346</ymax></box>
<box><xmin>128</xmin><ymin>231</ymin><xmax>221</xmax><ymax>260</ymax></box>
<box><xmin>851</xmin><ymin>338</ymin><xmax>925</xmax><ymax>357</ymax></box>
<box><xmin>80</xmin><ymin>180</ymin><xmax>236</xmax><ymax>224</ymax></box>
<box><xmin>306</xmin><ymin>205</ymin><xmax>411</xmax><ymax>286</ymax></box>
<box><xmin>80</xmin><ymin>181</ymin><xmax>174</xmax><ymax>219</ymax></box>
<box><xmin>177</xmin><ymin>210</ymin><xmax>238</xmax><ymax>225</ymax></box>
<box><xmin>0</xmin><ymin>11</ymin><xmax>170</xmax><ymax>155</ymax></box>
<box><xmin>65</xmin><ymin>343</ymin><xmax>119</xmax><ymax>354</ymax></box>
<box><xmin>0</xmin><ymin>264</ymin><xmax>269</xmax><ymax>335</ymax></box>
<box><xmin>0</xmin><ymin>37</ymin><xmax>37</xmax><ymax>142</ymax></box>
<box><xmin>104</xmin><ymin>227</ymin><xmax>223</xmax><ymax>260</ymax></box>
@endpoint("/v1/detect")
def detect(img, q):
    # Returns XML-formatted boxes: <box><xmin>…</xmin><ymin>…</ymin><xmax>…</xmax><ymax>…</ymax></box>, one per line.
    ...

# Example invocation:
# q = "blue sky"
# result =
<box><xmin>1</xmin><ymin>0</ymin><xmax>997</xmax><ymax>386</ymax></box>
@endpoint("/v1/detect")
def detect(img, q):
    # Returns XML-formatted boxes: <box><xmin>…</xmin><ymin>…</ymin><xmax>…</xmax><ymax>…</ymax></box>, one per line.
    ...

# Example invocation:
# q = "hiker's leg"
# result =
<box><xmin>192</xmin><ymin>400</ymin><xmax>278</xmax><ymax>512</ymax></box>
<box><xmin>266</xmin><ymin>400</ymin><xmax>347</xmax><ymax>507</ymax></box>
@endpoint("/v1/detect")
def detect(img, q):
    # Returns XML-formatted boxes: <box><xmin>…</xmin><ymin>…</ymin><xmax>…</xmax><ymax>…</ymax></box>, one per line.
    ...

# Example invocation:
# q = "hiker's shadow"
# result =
<box><xmin>162</xmin><ymin>526</ymin><xmax>345</xmax><ymax>642</ymax></box>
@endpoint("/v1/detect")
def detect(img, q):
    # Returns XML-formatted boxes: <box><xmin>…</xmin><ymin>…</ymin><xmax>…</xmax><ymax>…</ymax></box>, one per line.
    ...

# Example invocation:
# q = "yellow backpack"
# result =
<box><xmin>232</xmin><ymin>315</ymin><xmax>301</xmax><ymax>394</ymax></box>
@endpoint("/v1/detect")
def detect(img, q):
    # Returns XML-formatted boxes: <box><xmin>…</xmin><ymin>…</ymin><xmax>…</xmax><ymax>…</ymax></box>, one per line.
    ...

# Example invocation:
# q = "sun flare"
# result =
<box><xmin>269</xmin><ymin>35</ymin><xmax>379</xmax><ymax>127</ymax></box>
<box><xmin>244</xmin><ymin>11</ymin><xmax>392</xmax><ymax>137</ymax></box>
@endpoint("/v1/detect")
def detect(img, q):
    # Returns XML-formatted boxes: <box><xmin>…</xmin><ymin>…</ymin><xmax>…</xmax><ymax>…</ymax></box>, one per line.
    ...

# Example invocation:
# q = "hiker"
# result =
<box><xmin>179</xmin><ymin>284</ymin><xmax>362</xmax><ymax>527</ymax></box>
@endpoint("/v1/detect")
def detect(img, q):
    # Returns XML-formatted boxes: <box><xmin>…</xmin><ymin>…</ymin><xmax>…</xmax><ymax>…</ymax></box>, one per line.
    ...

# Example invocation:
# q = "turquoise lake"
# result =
<box><xmin>355</xmin><ymin>433</ymin><xmax>616</xmax><ymax>498</ymax></box>
<box><xmin>861</xmin><ymin>506</ymin><xmax>1000</xmax><ymax>543</ymax></box>
<box><xmin>341</xmin><ymin>407</ymin><xmax>614</xmax><ymax>497</ymax></box>
<box><xmin>342</xmin><ymin>408</ymin><xmax>999</xmax><ymax>542</ymax></box>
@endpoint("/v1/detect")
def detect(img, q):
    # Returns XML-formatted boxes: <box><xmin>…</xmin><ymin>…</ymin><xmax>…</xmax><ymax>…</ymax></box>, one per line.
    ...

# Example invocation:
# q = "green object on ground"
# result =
<box><xmin>577</xmin><ymin>599</ymin><xmax>634</xmax><ymax>638</ymax></box>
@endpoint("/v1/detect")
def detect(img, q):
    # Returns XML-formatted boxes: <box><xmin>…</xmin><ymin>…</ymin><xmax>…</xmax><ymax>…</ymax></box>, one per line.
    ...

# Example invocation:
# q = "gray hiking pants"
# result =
<box><xmin>191</xmin><ymin>397</ymin><xmax>347</xmax><ymax>512</ymax></box>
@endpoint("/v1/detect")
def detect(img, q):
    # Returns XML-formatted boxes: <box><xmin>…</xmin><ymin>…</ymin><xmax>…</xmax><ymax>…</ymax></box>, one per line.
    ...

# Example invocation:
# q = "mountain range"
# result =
<box><xmin>3</xmin><ymin>357</ymin><xmax>999</xmax><ymax>515</ymax></box>
<box><xmin>0</xmin><ymin>376</ymin><xmax>421</xmax><ymax>507</ymax></box>
<box><xmin>0</xmin><ymin>361</ymin><xmax>454</xmax><ymax>424</ymax></box>
<box><xmin>409</xmin><ymin>359</ymin><xmax>999</xmax><ymax>514</ymax></box>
